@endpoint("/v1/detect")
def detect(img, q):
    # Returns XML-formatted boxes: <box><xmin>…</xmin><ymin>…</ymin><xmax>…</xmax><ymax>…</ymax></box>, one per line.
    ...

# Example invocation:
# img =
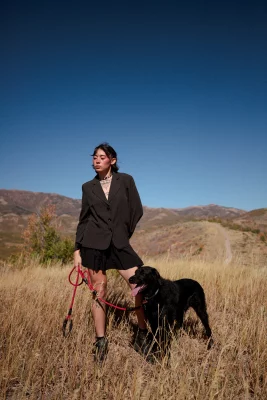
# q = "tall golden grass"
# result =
<box><xmin>1</xmin><ymin>256</ymin><xmax>266</xmax><ymax>399</ymax></box>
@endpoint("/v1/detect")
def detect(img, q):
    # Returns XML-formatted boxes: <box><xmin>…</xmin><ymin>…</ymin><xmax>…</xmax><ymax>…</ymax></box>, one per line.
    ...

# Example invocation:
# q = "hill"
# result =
<box><xmin>0</xmin><ymin>189</ymin><xmax>266</xmax><ymax>266</ymax></box>
<box><xmin>233</xmin><ymin>208</ymin><xmax>267</xmax><ymax>232</ymax></box>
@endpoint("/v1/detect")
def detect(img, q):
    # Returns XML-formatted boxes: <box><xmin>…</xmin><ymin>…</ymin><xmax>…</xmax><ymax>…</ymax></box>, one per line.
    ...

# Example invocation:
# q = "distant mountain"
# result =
<box><xmin>139</xmin><ymin>204</ymin><xmax>245</xmax><ymax>229</ymax></box>
<box><xmin>0</xmin><ymin>189</ymin><xmax>265</xmax><ymax>263</ymax></box>
<box><xmin>0</xmin><ymin>189</ymin><xmax>245</xmax><ymax>221</ymax></box>
<box><xmin>171</xmin><ymin>204</ymin><xmax>246</xmax><ymax>219</ymax></box>
<box><xmin>0</xmin><ymin>190</ymin><xmax>245</xmax><ymax>232</ymax></box>
<box><xmin>0</xmin><ymin>189</ymin><xmax>81</xmax><ymax>217</ymax></box>
<box><xmin>232</xmin><ymin>208</ymin><xmax>267</xmax><ymax>232</ymax></box>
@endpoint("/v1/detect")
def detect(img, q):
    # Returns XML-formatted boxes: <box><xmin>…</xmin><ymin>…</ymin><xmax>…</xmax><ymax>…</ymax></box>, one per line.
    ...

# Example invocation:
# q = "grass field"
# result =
<box><xmin>1</xmin><ymin>256</ymin><xmax>266</xmax><ymax>399</ymax></box>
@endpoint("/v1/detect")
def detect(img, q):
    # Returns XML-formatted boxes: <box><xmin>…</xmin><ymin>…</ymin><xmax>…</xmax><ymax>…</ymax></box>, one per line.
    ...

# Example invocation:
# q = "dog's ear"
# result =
<box><xmin>152</xmin><ymin>268</ymin><xmax>162</xmax><ymax>286</ymax></box>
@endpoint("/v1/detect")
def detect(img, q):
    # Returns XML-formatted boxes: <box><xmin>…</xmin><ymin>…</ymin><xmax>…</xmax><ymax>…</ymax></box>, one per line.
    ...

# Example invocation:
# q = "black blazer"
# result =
<box><xmin>75</xmin><ymin>172</ymin><xmax>143</xmax><ymax>250</ymax></box>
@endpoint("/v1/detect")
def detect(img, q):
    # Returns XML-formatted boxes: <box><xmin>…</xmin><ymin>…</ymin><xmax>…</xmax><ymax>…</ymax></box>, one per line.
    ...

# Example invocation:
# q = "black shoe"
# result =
<box><xmin>93</xmin><ymin>337</ymin><xmax>108</xmax><ymax>363</ymax></box>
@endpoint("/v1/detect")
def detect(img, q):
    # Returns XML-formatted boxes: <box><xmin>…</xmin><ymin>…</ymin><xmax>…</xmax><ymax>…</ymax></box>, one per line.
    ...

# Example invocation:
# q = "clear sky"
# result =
<box><xmin>1</xmin><ymin>0</ymin><xmax>266</xmax><ymax>211</ymax></box>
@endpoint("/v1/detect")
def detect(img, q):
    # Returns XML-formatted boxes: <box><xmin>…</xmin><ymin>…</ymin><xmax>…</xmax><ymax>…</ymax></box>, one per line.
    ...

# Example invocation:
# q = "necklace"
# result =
<box><xmin>100</xmin><ymin>175</ymin><xmax>112</xmax><ymax>199</ymax></box>
<box><xmin>100</xmin><ymin>174</ymin><xmax>112</xmax><ymax>182</ymax></box>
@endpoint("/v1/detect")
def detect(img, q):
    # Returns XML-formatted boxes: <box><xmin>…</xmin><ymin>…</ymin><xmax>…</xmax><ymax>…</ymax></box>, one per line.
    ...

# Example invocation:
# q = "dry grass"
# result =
<box><xmin>1</xmin><ymin>256</ymin><xmax>267</xmax><ymax>400</ymax></box>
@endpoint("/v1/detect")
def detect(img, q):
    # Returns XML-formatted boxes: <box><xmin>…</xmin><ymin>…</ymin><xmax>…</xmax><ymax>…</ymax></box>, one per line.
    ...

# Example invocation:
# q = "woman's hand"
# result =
<box><xmin>74</xmin><ymin>250</ymin><xmax>82</xmax><ymax>267</ymax></box>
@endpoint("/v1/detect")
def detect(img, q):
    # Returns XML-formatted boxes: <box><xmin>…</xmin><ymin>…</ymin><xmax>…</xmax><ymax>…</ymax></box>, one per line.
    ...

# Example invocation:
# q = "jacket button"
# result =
<box><xmin>108</xmin><ymin>218</ymin><xmax>111</xmax><ymax>221</ymax></box>
<box><xmin>107</xmin><ymin>206</ymin><xmax>110</xmax><ymax>210</ymax></box>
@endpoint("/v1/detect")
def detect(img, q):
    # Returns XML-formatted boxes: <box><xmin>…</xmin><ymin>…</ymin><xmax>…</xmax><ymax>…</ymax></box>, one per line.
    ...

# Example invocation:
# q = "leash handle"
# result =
<box><xmin>68</xmin><ymin>266</ymin><xmax>84</xmax><ymax>286</ymax></box>
<box><xmin>62</xmin><ymin>309</ymin><xmax>73</xmax><ymax>337</ymax></box>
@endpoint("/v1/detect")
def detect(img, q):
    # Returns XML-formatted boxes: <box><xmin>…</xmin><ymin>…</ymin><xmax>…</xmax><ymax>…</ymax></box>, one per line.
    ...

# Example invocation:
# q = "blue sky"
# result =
<box><xmin>1</xmin><ymin>0</ymin><xmax>266</xmax><ymax>211</ymax></box>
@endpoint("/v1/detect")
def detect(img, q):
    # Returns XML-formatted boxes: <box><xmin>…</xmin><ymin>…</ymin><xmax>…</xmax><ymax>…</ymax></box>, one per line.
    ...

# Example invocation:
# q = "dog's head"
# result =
<box><xmin>129</xmin><ymin>266</ymin><xmax>162</xmax><ymax>297</ymax></box>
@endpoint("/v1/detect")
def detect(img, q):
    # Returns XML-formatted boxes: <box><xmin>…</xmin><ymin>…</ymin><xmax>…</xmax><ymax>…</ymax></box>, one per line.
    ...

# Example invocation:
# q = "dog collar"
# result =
<box><xmin>144</xmin><ymin>288</ymin><xmax>159</xmax><ymax>301</ymax></box>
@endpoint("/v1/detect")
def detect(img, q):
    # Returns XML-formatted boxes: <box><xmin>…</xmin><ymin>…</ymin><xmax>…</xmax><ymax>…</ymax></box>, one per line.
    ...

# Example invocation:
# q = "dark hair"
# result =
<box><xmin>92</xmin><ymin>142</ymin><xmax>119</xmax><ymax>172</ymax></box>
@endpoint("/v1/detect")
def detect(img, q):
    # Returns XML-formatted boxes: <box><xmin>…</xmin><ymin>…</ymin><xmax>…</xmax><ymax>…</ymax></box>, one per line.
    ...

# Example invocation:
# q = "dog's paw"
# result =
<box><xmin>207</xmin><ymin>337</ymin><xmax>214</xmax><ymax>350</ymax></box>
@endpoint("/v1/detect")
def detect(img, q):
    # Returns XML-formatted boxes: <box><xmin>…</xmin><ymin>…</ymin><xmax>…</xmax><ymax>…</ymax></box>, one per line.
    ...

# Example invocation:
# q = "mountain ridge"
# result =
<box><xmin>0</xmin><ymin>188</ymin><xmax>246</xmax><ymax>215</ymax></box>
<box><xmin>0</xmin><ymin>189</ymin><xmax>266</xmax><ymax>265</ymax></box>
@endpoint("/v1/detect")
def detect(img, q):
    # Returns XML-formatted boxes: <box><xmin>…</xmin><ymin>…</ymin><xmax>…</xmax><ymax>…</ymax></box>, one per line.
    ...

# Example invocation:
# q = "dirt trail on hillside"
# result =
<box><xmin>217</xmin><ymin>224</ymin><xmax>233</xmax><ymax>264</ymax></box>
<box><xmin>132</xmin><ymin>220</ymin><xmax>234</xmax><ymax>264</ymax></box>
<box><xmin>203</xmin><ymin>222</ymin><xmax>232</xmax><ymax>264</ymax></box>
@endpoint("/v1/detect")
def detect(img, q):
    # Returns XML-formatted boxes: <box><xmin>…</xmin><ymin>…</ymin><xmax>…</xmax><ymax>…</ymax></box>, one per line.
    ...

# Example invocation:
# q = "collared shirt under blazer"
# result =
<box><xmin>75</xmin><ymin>172</ymin><xmax>143</xmax><ymax>251</ymax></box>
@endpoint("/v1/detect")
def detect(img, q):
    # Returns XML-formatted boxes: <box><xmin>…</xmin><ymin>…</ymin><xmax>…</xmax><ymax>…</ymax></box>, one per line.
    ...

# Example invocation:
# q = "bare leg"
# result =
<box><xmin>118</xmin><ymin>267</ymin><xmax>147</xmax><ymax>330</ymax></box>
<box><xmin>88</xmin><ymin>269</ymin><xmax>107</xmax><ymax>337</ymax></box>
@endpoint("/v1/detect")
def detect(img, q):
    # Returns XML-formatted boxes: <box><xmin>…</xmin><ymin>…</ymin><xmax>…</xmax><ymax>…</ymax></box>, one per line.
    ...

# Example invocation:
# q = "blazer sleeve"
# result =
<box><xmin>128</xmin><ymin>176</ymin><xmax>143</xmax><ymax>238</ymax></box>
<box><xmin>74</xmin><ymin>184</ymin><xmax>90</xmax><ymax>250</ymax></box>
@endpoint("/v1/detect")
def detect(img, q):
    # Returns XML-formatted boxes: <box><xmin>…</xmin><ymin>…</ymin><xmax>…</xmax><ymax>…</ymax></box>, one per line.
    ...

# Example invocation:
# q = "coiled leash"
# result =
<box><xmin>62</xmin><ymin>265</ymin><xmax>142</xmax><ymax>337</ymax></box>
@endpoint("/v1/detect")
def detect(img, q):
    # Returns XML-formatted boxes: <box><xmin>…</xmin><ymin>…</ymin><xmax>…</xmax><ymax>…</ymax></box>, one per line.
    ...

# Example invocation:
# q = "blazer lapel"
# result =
<box><xmin>92</xmin><ymin>177</ymin><xmax>109</xmax><ymax>205</ymax></box>
<box><xmin>108</xmin><ymin>173</ymin><xmax>120</xmax><ymax>201</ymax></box>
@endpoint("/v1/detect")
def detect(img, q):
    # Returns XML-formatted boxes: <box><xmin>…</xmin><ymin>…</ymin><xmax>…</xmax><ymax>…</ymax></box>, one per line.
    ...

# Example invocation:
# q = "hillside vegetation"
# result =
<box><xmin>132</xmin><ymin>221</ymin><xmax>267</xmax><ymax>268</ymax></box>
<box><xmin>1</xmin><ymin>256</ymin><xmax>266</xmax><ymax>399</ymax></box>
<box><xmin>1</xmin><ymin>189</ymin><xmax>266</xmax><ymax>265</ymax></box>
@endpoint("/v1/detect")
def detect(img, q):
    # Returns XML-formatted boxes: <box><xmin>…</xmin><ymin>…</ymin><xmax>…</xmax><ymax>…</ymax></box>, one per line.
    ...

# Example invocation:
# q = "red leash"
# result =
<box><xmin>62</xmin><ymin>266</ymin><xmax>82</xmax><ymax>336</ymax></box>
<box><xmin>62</xmin><ymin>265</ymin><xmax>141</xmax><ymax>337</ymax></box>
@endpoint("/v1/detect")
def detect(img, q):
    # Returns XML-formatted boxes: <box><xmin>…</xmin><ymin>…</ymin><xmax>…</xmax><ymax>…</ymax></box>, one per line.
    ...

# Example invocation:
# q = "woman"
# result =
<box><xmin>74</xmin><ymin>143</ymin><xmax>148</xmax><ymax>361</ymax></box>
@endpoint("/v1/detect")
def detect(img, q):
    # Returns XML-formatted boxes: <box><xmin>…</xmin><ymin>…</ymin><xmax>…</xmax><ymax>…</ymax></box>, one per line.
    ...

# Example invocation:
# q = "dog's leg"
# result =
<box><xmin>176</xmin><ymin>312</ymin><xmax>184</xmax><ymax>329</ymax></box>
<box><xmin>148</xmin><ymin>315</ymin><xmax>171</xmax><ymax>361</ymax></box>
<box><xmin>195</xmin><ymin>306</ymin><xmax>212</xmax><ymax>338</ymax></box>
<box><xmin>188</xmin><ymin>293</ymin><xmax>213</xmax><ymax>348</ymax></box>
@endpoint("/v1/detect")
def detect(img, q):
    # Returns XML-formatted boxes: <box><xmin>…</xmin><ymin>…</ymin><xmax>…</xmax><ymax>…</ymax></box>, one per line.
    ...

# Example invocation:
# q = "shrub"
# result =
<box><xmin>22</xmin><ymin>204</ymin><xmax>74</xmax><ymax>264</ymax></box>
<box><xmin>54</xmin><ymin>237</ymin><xmax>75</xmax><ymax>264</ymax></box>
<box><xmin>260</xmin><ymin>234</ymin><xmax>266</xmax><ymax>242</ymax></box>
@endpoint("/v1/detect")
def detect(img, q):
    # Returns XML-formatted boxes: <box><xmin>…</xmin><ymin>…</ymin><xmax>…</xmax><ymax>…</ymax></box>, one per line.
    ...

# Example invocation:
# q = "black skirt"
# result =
<box><xmin>80</xmin><ymin>242</ymin><xmax>143</xmax><ymax>272</ymax></box>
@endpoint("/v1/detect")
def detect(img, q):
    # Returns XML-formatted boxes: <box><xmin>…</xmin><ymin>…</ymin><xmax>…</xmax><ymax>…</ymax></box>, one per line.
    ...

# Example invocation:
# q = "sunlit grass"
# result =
<box><xmin>1</xmin><ymin>256</ymin><xmax>267</xmax><ymax>399</ymax></box>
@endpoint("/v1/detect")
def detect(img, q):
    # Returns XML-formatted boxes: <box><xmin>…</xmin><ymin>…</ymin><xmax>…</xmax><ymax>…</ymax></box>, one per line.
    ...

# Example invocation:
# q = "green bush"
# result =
<box><xmin>22</xmin><ymin>204</ymin><xmax>74</xmax><ymax>265</ymax></box>
<box><xmin>260</xmin><ymin>235</ymin><xmax>266</xmax><ymax>242</ymax></box>
<box><xmin>54</xmin><ymin>237</ymin><xmax>75</xmax><ymax>264</ymax></box>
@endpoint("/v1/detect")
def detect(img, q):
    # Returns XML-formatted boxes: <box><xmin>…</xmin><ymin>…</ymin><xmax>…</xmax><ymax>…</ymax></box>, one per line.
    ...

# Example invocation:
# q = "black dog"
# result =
<box><xmin>129</xmin><ymin>266</ymin><xmax>213</xmax><ymax>358</ymax></box>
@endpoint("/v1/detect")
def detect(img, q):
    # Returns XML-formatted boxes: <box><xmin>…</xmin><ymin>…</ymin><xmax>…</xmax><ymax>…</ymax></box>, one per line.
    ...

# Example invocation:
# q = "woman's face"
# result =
<box><xmin>93</xmin><ymin>149</ymin><xmax>116</xmax><ymax>174</ymax></box>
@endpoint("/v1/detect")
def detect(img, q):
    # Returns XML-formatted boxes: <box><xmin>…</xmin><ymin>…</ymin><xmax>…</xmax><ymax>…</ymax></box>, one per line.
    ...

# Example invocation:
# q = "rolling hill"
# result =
<box><xmin>0</xmin><ymin>189</ymin><xmax>266</xmax><ymax>266</ymax></box>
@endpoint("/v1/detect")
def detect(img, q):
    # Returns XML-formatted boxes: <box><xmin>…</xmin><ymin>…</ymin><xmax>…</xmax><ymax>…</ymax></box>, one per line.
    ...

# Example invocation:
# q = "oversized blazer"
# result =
<box><xmin>75</xmin><ymin>172</ymin><xmax>143</xmax><ymax>251</ymax></box>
